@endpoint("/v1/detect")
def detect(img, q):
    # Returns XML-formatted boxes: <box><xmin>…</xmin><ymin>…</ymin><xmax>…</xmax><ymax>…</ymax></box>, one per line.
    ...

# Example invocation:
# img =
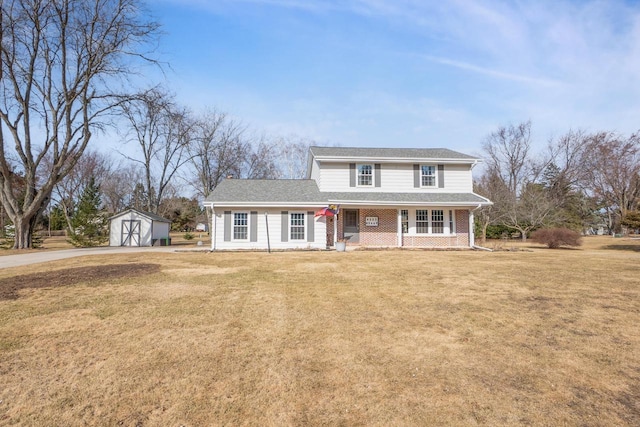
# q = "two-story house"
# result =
<box><xmin>203</xmin><ymin>146</ymin><xmax>492</xmax><ymax>250</ymax></box>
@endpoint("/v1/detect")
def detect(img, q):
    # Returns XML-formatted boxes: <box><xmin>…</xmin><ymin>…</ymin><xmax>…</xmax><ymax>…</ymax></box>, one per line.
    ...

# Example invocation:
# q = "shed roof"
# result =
<box><xmin>109</xmin><ymin>208</ymin><xmax>171</xmax><ymax>223</ymax></box>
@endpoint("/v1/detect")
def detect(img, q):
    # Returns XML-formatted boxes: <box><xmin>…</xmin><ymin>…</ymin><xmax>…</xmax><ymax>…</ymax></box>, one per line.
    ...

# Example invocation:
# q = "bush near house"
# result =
<box><xmin>531</xmin><ymin>227</ymin><xmax>582</xmax><ymax>249</ymax></box>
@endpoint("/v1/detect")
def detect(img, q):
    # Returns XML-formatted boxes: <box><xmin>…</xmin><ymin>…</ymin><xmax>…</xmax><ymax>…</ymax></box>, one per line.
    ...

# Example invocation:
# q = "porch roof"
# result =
<box><xmin>325</xmin><ymin>192</ymin><xmax>492</xmax><ymax>206</ymax></box>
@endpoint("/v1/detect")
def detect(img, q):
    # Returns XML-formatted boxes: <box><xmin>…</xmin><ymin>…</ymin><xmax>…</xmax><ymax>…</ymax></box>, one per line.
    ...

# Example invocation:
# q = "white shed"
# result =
<box><xmin>109</xmin><ymin>209</ymin><xmax>172</xmax><ymax>247</ymax></box>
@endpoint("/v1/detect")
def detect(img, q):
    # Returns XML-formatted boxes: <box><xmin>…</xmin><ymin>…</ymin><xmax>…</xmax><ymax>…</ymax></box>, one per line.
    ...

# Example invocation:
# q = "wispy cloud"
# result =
<box><xmin>422</xmin><ymin>55</ymin><xmax>563</xmax><ymax>87</ymax></box>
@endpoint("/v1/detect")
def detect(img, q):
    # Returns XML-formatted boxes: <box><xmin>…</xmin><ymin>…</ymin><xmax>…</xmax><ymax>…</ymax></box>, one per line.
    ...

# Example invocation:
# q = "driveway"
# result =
<box><xmin>0</xmin><ymin>246</ymin><xmax>187</xmax><ymax>269</ymax></box>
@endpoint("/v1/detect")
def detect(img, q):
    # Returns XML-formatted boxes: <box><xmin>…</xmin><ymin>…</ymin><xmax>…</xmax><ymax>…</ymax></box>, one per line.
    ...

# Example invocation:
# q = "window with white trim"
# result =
<box><xmin>432</xmin><ymin>209</ymin><xmax>444</xmax><ymax>234</ymax></box>
<box><xmin>421</xmin><ymin>165</ymin><xmax>436</xmax><ymax>187</ymax></box>
<box><xmin>290</xmin><ymin>212</ymin><xmax>305</xmax><ymax>240</ymax></box>
<box><xmin>357</xmin><ymin>164</ymin><xmax>373</xmax><ymax>186</ymax></box>
<box><xmin>416</xmin><ymin>209</ymin><xmax>429</xmax><ymax>233</ymax></box>
<box><xmin>233</xmin><ymin>212</ymin><xmax>248</xmax><ymax>240</ymax></box>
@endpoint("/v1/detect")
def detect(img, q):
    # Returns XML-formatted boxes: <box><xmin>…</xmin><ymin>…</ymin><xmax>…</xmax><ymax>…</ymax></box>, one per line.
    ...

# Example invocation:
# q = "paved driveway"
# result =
<box><xmin>0</xmin><ymin>246</ymin><xmax>184</xmax><ymax>269</ymax></box>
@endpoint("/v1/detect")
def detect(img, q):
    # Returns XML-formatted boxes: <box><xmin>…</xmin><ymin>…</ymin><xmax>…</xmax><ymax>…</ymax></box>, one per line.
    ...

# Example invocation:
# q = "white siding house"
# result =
<box><xmin>108</xmin><ymin>209</ymin><xmax>171</xmax><ymax>247</ymax></box>
<box><xmin>204</xmin><ymin>147</ymin><xmax>492</xmax><ymax>250</ymax></box>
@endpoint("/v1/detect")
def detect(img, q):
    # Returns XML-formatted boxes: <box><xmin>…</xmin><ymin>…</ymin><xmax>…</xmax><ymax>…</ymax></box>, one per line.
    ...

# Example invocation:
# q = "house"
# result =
<box><xmin>203</xmin><ymin>147</ymin><xmax>492</xmax><ymax>250</ymax></box>
<box><xmin>108</xmin><ymin>208</ymin><xmax>172</xmax><ymax>247</ymax></box>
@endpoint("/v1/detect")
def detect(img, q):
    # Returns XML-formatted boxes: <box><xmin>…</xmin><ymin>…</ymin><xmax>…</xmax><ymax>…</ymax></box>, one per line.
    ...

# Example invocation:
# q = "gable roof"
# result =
<box><xmin>309</xmin><ymin>146</ymin><xmax>479</xmax><ymax>161</ymax></box>
<box><xmin>109</xmin><ymin>208</ymin><xmax>171</xmax><ymax>223</ymax></box>
<box><xmin>204</xmin><ymin>179</ymin><xmax>327</xmax><ymax>207</ymax></box>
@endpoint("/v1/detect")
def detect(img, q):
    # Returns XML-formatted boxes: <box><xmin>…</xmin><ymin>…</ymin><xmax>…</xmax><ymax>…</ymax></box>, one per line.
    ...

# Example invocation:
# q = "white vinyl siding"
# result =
<box><xmin>212</xmin><ymin>208</ymin><xmax>326</xmax><ymax>250</ymax></box>
<box><xmin>317</xmin><ymin>162</ymin><xmax>472</xmax><ymax>192</ymax></box>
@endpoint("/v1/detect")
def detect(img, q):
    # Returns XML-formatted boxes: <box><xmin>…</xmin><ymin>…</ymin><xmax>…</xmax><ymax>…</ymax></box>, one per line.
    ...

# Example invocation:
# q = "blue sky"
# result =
<box><xmin>149</xmin><ymin>0</ymin><xmax>640</xmax><ymax>154</ymax></box>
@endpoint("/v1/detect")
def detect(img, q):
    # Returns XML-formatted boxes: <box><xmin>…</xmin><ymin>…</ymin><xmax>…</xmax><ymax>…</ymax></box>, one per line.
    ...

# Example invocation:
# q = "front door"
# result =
<box><xmin>343</xmin><ymin>209</ymin><xmax>359</xmax><ymax>243</ymax></box>
<box><xmin>121</xmin><ymin>220</ymin><xmax>141</xmax><ymax>246</ymax></box>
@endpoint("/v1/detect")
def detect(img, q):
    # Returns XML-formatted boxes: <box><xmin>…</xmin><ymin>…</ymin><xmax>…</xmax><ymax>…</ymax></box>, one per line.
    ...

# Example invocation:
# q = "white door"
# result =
<box><xmin>121</xmin><ymin>220</ymin><xmax>141</xmax><ymax>246</ymax></box>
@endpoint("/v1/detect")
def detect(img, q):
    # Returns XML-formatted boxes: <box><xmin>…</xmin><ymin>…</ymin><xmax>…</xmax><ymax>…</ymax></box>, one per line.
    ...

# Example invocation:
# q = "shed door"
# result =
<box><xmin>121</xmin><ymin>220</ymin><xmax>141</xmax><ymax>246</ymax></box>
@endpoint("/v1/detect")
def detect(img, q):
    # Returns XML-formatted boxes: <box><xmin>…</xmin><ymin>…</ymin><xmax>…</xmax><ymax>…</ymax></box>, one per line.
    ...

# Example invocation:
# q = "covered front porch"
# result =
<box><xmin>326</xmin><ymin>207</ymin><xmax>474</xmax><ymax>249</ymax></box>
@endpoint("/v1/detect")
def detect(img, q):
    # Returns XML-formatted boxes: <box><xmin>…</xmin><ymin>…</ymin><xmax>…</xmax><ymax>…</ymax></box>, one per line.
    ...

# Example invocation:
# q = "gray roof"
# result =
<box><xmin>325</xmin><ymin>192</ymin><xmax>490</xmax><ymax>204</ymax></box>
<box><xmin>109</xmin><ymin>208</ymin><xmax>171</xmax><ymax>223</ymax></box>
<box><xmin>205</xmin><ymin>179</ymin><xmax>490</xmax><ymax>206</ymax></box>
<box><xmin>309</xmin><ymin>146</ymin><xmax>478</xmax><ymax>160</ymax></box>
<box><xmin>205</xmin><ymin>179</ymin><xmax>327</xmax><ymax>204</ymax></box>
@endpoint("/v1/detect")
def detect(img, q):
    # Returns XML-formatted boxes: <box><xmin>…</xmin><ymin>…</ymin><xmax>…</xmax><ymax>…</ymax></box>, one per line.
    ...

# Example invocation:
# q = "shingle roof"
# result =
<box><xmin>205</xmin><ymin>179</ymin><xmax>327</xmax><ymax>204</ymax></box>
<box><xmin>309</xmin><ymin>146</ymin><xmax>478</xmax><ymax>160</ymax></box>
<box><xmin>109</xmin><ymin>208</ymin><xmax>171</xmax><ymax>223</ymax></box>
<box><xmin>205</xmin><ymin>179</ymin><xmax>491</xmax><ymax>206</ymax></box>
<box><xmin>325</xmin><ymin>192</ymin><xmax>490</xmax><ymax>205</ymax></box>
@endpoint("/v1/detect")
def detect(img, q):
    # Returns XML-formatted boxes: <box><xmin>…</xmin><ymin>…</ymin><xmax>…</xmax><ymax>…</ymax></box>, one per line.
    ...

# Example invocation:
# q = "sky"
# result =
<box><xmin>147</xmin><ymin>0</ymin><xmax>640</xmax><ymax>155</ymax></box>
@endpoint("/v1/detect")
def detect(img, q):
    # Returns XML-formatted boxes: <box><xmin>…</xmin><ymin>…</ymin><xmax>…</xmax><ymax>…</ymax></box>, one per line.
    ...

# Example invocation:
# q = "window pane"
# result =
<box><xmin>416</xmin><ymin>209</ymin><xmax>429</xmax><ymax>233</ymax></box>
<box><xmin>432</xmin><ymin>209</ymin><xmax>444</xmax><ymax>234</ymax></box>
<box><xmin>358</xmin><ymin>164</ymin><xmax>373</xmax><ymax>186</ymax></box>
<box><xmin>290</xmin><ymin>213</ymin><xmax>305</xmax><ymax>240</ymax></box>
<box><xmin>421</xmin><ymin>165</ymin><xmax>435</xmax><ymax>186</ymax></box>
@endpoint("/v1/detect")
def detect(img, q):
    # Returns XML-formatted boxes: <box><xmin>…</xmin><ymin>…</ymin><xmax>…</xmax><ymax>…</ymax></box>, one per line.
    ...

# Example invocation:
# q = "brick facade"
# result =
<box><xmin>336</xmin><ymin>208</ymin><xmax>470</xmax><ymax>248</ymax></box>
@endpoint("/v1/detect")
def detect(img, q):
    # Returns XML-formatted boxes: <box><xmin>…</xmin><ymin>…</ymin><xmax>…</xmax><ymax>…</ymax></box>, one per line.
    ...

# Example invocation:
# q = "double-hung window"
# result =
<box><xmin>233</xmin><ymin>212</ymin><xmax>248</xmax><ymax>240</ymax></box>
<box><xmin>416</xmin><ymin>209</ymin><xmax>429</xmax><ymax>233</ymax></box>
<box><xmin>432</xmin><ymin>210</ymin><xmax>444</xmax><ymax>234</ymax></box>
<box><xmin>290</xmin><ymin>212</ymin><xmax>305</xmax><ymax>240</ymax></box>
<box><xmin>421</xmin><ymin>165</ymin><xmax>436</xmax><ymax>187</ymax></box>
<box><xmin>357</xmin><ymin>164</ymin><xmax>373</xmax><ymax>186</ymax></box>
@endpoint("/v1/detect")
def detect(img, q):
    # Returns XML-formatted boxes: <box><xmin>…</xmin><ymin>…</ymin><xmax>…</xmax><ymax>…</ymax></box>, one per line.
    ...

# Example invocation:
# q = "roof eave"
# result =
<box><xmin>312</xmin><ymin>156</ymin><xmax>480</xmax><ymax>164</ymax></box>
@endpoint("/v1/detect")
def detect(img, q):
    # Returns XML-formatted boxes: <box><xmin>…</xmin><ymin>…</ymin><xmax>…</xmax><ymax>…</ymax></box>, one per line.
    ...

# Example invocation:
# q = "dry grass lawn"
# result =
<box><xmin>0</xmin><ymin>236</ymin><xmax>638</xmax><ymax>426</ymax></box>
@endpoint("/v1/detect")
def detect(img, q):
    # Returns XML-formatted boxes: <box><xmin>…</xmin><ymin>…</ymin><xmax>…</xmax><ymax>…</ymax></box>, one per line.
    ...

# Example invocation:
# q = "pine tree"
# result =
<box><xmin>68</xmin><ymin>177</ymin><xmax>109</xmax><ymax>247</ymax></box>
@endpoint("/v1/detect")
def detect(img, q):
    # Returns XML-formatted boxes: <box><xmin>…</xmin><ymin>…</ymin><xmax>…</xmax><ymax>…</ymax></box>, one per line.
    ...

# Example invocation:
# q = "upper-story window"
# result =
<box><xmin>357</xmin><ymin>164</ymin><xmax>373</xmax><ymax>186</ymax></box>
<box><xmin>421</xmin><ymin>165</ymin><xmax>436</xmax><ymax>187</ymax></box>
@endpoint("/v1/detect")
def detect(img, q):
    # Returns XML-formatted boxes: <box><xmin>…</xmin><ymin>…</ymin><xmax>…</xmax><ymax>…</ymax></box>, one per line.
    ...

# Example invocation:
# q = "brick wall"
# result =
<box><xmin>359</xmin><ymin>208</ymin><xmax>398</xmax><ymax>247</ymax></box>
<box><xmin>335</xmin><ymin>208</ymin><xmax>471</xmax><ymax>248</ymax></box>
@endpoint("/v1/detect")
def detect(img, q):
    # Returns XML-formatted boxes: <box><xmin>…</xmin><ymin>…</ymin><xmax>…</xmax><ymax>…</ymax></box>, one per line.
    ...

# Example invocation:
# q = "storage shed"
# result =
<box><xmin>109</xmin><ymin>209</ymin><xmax>172</xmax><ymax>247</ymax></box>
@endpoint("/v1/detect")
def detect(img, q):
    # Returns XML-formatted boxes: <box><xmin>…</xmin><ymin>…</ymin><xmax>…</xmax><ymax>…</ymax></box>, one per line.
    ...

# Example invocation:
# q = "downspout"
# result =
<box><xmin>470</xmin><ymin>204</ymin><xmax>492</xmax><ymax>252</ymax></box>
<box><xmin>210</xmin><ymin>207</ymin><xmax>216</xmax><ymax>251</ymax></box>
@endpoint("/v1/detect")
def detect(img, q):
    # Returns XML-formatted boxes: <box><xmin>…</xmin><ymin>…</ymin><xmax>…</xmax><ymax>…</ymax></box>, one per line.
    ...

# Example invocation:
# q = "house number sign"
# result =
<box><xmin>365</xmin><ymin>216</ymin><xmax>379</xmax><ymax>227</ymax></box>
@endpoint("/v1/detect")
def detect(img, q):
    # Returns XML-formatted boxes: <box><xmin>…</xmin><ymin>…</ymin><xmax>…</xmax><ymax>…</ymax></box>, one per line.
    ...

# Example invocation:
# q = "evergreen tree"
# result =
<box><xmin>68</xmin><ymin>177</ymin><xmax>109</xmax><ymax>247</ymax></box>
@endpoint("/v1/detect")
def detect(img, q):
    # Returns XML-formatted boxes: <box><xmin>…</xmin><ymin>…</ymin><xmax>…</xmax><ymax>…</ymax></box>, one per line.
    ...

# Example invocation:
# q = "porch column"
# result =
<box><xmin>334</xmin><ymin>212</ymin><xmax>338</xmax><ymax>247</ymax></box>
<box><xmin>397</xmin><ymin>209</ymin><xmax>402</xmax><ymax>247</ymax></box>
<box><xmin>468</xmin><ymin>209</ymin><xmax>475</xmax><ymax>247</ymax></box>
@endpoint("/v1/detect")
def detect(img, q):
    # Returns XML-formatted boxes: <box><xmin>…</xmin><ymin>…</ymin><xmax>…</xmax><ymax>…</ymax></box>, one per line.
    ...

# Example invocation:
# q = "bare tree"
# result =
<box><xmin>0</xmin><ymin>0</ymin><xmax>159</xmax><ymax>248</ymax></box>
<box><xmin>244</xmin><ymin>135</ymin><xmax>280</xmax><ymax>180</ymax></box>
<box><xmin>51</xmin><ymin>150</ymin><xmax>113</xmax><ymax>230</ymax></box>
<box><xmin>101</xmin><ymin>160</ymin><xmax>142</xmax><ymax>214</ymax></box>
<box><xmin>275</xmin><ymin>135</ymin><xmax>315</xmax><ymax>179</ymax></box>
<box><xmin>482</xmin><ymin>120</ymin><xmax>534</xmax><ymax>195</ymax></box>
<box><xmin>120</xmin><ymin>88</ymin><xmax>194</xmax><ymax>214</ymax></box>
<box><xmin>188</xmin><ymin>109</ymin><xmax>246</xmax><ymax>199</ymax></box>
<box><xmin>580</xmin><ymin>132</ymin><xmax>640</xmax><ymax>232</ymax></box>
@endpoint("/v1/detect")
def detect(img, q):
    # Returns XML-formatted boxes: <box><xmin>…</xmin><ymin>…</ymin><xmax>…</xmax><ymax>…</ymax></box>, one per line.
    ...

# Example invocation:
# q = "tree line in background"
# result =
<box><xmin>0</xmin><ymin>0</ymin><xmax>315</xmax><ymax>248</ymax></box>
<box><xmin>474</xmin><ymin>121</ymin><xmax>640</xmax><ymax>242</ymax></box>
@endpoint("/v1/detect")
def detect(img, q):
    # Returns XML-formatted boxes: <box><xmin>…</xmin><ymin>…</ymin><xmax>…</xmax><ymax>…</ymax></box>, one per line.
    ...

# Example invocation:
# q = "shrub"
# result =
<box><xmin>183</xmin><ymin>232</ymin><xmax>194</xmax><ymax>240</ymax></box>
<box><xmin>531</xmin><ymin>227</ymin><xmax>582</xmax><ymax>249</ymax></box>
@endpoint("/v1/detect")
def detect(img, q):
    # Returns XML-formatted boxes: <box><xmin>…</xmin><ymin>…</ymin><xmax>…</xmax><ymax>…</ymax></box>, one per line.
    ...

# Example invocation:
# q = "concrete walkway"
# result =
<box><xmin>0</xmin><ymin>246</ymin><xmax>184</xmax><ymax>269</ymax></box>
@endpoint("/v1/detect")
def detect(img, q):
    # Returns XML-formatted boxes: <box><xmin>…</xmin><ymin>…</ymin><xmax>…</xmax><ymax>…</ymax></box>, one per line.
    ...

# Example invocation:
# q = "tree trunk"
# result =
<box><xmin>13</xmin><ymin>217</ymin><xmax>32</xmax><ymax>249</ymax></box>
